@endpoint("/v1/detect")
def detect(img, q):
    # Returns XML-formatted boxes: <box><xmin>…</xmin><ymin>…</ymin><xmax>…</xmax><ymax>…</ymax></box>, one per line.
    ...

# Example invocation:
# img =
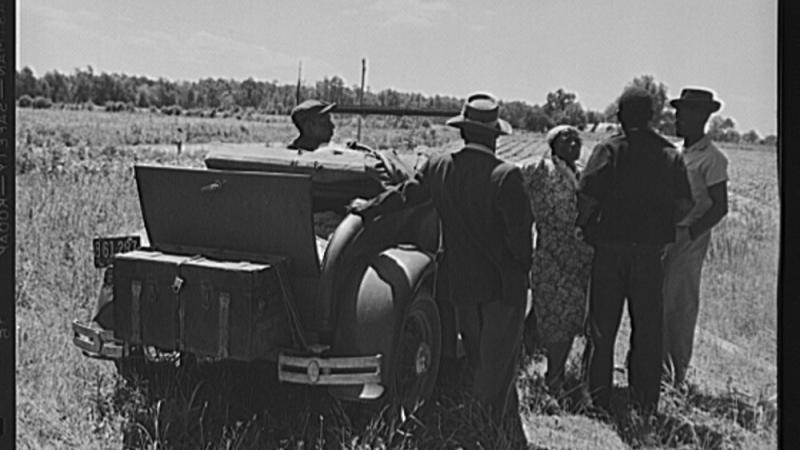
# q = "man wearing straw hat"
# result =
<box><xmin>662</xmin><ymin>88</ymin><xmax>729</xmax><ymax>387</ymax></box>
<box><xmin>349</xmin><ymin>92</ymin><xmax>532</xmax><ymax>446</ymax></box>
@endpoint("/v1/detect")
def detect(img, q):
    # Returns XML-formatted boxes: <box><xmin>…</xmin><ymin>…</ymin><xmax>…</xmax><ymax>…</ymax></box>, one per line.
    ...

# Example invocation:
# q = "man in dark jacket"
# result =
<box><xmin>576</xmin><ymin>86</ymin><xmax>693</xmax><ymax>415</ymax></box>
<box><xmin>349</xmin><ymin>92</ymin><xmax>532</xmax><ymax>444</ymax></box>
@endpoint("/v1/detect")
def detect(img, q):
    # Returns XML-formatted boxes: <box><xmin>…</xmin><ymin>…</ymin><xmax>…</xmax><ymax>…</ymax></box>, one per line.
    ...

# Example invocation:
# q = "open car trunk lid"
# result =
<box><xmin>130</xmin><ymin>165</ymin><xmax>323</xmax><ymax>331</ymax></box>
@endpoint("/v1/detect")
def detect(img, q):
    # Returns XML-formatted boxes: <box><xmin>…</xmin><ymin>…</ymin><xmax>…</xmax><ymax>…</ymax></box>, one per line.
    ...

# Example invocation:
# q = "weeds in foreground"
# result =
<box><xmin>97</xmin><ymin>358</ymin><xmax>535</xmax><ymax>450</ymax></box>
<box><xmin>516</xmin><ymin>343</ymin><xmax>776</xmax><ymax>449</ymax></box>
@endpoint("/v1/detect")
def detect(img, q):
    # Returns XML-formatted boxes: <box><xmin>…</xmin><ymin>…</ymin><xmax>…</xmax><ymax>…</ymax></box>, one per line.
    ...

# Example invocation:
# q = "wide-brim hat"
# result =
<box><xmin>446</xmin><ymin>92</ymin><xmax>512</xmax><ymax>136</ymax></box>
<box><xmin>669</xmin><ymin>88</ymin><xmax>721</xmax><ymax>112</ymax></box>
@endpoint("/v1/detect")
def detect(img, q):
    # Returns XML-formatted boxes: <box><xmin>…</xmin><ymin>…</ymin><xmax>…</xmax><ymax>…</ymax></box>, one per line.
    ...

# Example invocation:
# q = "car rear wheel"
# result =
<box><xmin>387</xmin><ymin>288</ymin><xmax>441</xmax><ymax>413</ymax></box>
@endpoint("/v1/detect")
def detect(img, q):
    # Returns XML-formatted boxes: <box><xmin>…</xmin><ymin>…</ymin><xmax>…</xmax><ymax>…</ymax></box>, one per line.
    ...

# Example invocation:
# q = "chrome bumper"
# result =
<box><xmin>72</xmin><ymin>320</ymin><xmax>125</xmax><ymax>359</ymax></box>
<box><xmin>278</xmin><ymin>352</ymin><xmax>382</xmax><ymax>386</ymax></box>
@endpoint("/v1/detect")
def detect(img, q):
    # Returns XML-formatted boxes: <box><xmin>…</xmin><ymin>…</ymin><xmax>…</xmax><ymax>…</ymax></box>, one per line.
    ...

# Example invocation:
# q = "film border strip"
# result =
<box><xmin>0</xmin><ymin>1</ymin><xmax>15</xmax><ymax>443</ymax></box>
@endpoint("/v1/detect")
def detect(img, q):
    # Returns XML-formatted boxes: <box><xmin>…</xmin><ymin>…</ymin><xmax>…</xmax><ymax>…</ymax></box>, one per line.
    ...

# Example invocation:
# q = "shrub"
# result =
<box><xmin>185</xmin><ymin>108</ymin><xmax>205</xmax><ymax>117</ymax></box>
<box><xmin>18</xmin><ymin>95</ymin><xmax>33</xmax><ymax>107</ymax></box>
<box><xmin>104</xmin><ymin>101</ymin><xmax>134</xmax><ymax>112</ymax></box>
<box><xmin>32</xmin><ymin>96</ymin><xmax>53</xmax><ymax>109</ymax></box>
<box><xmin>160</xmin><ymin>105</ymin><xmax>183</xmax><ymax>116</ymax></box>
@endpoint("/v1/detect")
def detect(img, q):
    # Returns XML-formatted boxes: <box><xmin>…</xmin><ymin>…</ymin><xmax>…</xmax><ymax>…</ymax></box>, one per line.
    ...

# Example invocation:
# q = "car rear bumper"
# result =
<box><xmin>72</xmin><ymin>320</ymin><xmax>125</xmax><ymax>359</ymax></box>
<box><xmin>277</xmin><ymin>352</ymin><xmax>382</xmax><ymax>387</ymax></box>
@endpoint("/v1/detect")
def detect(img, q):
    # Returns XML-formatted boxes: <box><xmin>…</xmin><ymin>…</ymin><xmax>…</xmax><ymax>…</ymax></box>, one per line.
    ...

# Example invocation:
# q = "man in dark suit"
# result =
<box><xmin>576</xmin><ymin>86</ymin><xmax>693</xmax><ymax>416</ymax></box>
<box><xmin>349</xmin><ymin>92</ymin><xmax>533</xmax><ymax>445</ymax></box>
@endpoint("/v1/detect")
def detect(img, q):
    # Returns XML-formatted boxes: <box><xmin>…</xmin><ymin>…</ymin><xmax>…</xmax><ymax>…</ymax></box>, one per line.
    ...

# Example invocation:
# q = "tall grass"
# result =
<box><xmin>16</xmin><ymin>109</ymin><xmax>778</xmax><ymax>449</ymax></box>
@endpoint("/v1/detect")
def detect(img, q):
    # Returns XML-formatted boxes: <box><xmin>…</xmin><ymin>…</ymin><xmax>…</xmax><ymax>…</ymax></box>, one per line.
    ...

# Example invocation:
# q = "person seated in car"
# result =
<box><xmin>288</xmin><ymin>100</ymin><xmax>410</xmax><ymax>242</ymax></box>
<box><xmin>288</xmin><ymin>99</ymin><xmax>336</xmax><ymax>151</ymax></box>
<box><xmin>287</xmin><ymin>99</ymin><xmax>410</xmax><ymax>187</ymax></box>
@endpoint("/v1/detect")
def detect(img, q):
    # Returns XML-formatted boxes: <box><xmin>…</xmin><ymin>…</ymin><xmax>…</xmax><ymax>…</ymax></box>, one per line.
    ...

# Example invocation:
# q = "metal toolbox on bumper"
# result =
<box><xmin>112</xmin><ymin>249</ymin><xmax>294</xmax><ymax>360</ymax></box>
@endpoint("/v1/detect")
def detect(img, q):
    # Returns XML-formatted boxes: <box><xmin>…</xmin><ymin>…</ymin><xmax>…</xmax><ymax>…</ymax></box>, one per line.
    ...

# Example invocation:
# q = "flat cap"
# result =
<box><xmin>291</xmin><ymin>99</ymin><xmax>335</xmax><ymax>121</ymax></box>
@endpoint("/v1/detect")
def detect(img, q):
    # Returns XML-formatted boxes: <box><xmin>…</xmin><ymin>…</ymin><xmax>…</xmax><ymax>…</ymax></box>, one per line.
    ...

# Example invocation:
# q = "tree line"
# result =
<box><xmin>15</xmin><ymin>66</ymin><xmax>774</xmax><ymax>145</ymax></box>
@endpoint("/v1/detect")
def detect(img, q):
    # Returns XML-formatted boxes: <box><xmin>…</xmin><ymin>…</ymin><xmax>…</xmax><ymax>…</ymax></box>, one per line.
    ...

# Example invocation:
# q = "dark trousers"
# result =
<box><xmin>457</xmin><ymin>300</ymin><xmax>526</xmax><ymax>444</ymax></box>
<box><xmin>586</xmin><ymin>242</ymin><xmax>666</xmax><ymax>413</ymax></box>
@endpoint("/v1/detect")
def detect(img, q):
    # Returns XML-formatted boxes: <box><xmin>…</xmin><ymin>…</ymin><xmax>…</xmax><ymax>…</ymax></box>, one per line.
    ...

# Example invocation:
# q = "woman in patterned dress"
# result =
<box><xmin>522</xmin><ymin>125</ymin><xmax>594</xmax><ymax>394</ymax></box>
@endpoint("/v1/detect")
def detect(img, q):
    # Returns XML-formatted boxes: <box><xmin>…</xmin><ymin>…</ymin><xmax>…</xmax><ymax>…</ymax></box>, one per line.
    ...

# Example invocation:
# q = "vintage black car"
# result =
<box><xmin>73</xmin><ymin>141</ymin><xmax>456</xmax><ymax>409</ymax></box>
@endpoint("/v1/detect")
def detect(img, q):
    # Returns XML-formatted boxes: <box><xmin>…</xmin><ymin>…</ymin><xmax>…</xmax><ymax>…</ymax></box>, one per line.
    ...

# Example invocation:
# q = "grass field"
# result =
<box><xmin>15</xmin><ymin>108</ymin><xmax>778</xmax><ymax>449</ymax></box>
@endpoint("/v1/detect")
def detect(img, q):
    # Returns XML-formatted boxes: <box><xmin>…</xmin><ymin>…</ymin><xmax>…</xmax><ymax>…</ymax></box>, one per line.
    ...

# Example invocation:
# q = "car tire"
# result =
<box><xmin>386</xmin><ymin>288</ymin><xmax>441</xmax><ymax>413</ymax></box>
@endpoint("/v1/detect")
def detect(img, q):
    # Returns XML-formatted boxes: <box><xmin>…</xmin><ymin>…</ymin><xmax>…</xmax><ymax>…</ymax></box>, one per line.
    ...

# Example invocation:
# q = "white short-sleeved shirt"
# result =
<box><xmin>677</xmin><ymin>135</ymin><xmax>729</xmax><ymax>228</ymax></box>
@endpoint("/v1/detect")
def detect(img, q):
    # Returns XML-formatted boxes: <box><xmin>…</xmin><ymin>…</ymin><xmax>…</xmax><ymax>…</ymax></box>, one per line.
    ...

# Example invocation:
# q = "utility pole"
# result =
<box><xmin>295</xmin><ymin>61</ymin><xmax>302</xmax><ymax>106</ymax></box>
<box><xmin>357</xmin><ymin>58</ymin><xmax>366</xmax><ymax>141</ymax></box>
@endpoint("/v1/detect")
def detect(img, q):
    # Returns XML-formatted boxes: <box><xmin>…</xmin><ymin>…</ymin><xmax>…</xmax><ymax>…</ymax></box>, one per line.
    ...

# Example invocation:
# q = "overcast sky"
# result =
<box><xmin>17</xmin><ymin>0</ymin><xmax>777</xmax><ymax>136</ymax></box>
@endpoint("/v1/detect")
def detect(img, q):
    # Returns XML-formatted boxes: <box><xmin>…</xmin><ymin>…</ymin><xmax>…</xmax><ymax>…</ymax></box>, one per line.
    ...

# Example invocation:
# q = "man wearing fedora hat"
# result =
<box><xmin>349</xmin><ymin>92</ymin><xmax>532</xmax><ymax>445</ymax></box>
<box><xmin>662</xmin><ymin>88</ymin><xmax>729</xmax><ymax>386</ymax></box>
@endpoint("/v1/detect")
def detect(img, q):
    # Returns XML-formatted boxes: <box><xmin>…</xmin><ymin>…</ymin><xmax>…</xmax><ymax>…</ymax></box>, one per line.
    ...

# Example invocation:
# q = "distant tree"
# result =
<box><xmin>544</xmin><ymin>89</ymin><xmax>576</xmax><ymax>116</ymax></box>
<box><xmin>543</xmin><ymin>88</ymin><xmax>586</xmax><ymax>127</ymax></box>
<box><xmin>723</xmin><ymin>129</ymin><xmax>741</xmax><ymax>144</ymax></box>
<box><xmin>41</xmin><ymin>70</ymin><xmax>70</xmax><ymax>103</ymax></box>
<box><xmin>742</xmin><ymin>129</ymin><xmax>761</xmax><ymax>144</ymax></box>
<box><xmin>525</xmin><ymin>105</ymin><xmax>555</xmax><ymax>133</ymax></box>
<box><xmin>237</xmin><ymin>77</ymin><xmax>262</xmax><ymax>108</ymax></box>
<box><xmin>325</xmin><ymin>76</ymin><xmax>348</xmax><ymax>104</ymax></box>
<box><xmin>17</xmin><ymin>67</ymin><xmax>657</xmax><ymax>134</ymax></box>
<box><xmin>135</xmin><ymin>85</ymin><xmax>153</xmax><ymax>107</ymax></box>
<box><xmin>376</xmin><ymin>88</ymin><xmax>402</xmax><ymax>107</ymax></box>
<box><xmin>717</xmin><ymin>117</ymin><xmax>736</xmax><ymax>129</ymax></box>
<box><xmin>708</xmin><ymin>116</ymin><xmax>737</xmax><ymax>141</ymax></box>
<box><xmin>563</xmin><ymin>102</ymin><xmax>587</xmax><ymax>129</ymax></box>
<box><xmin>16</xmin><ymin>67</ymin><xmax>38</xmax><ymax>98</ymax></box>
<box><xmin>761</xmin><ymin>135</ymin><xmax>777</xmax><ymax>146</ymax></box>
<box><xmin>72</xmin><ymin>66</ymin><xmax>95</xmax><ymax>103</ymax></box>
<box><xmin>500</xmin><ymin>100</ymin><xmax>533</xmax><ymax>130</ymax></box>
<box><xmin>499</xmin><ymin>101</ymin><xmax>550</xmax><ymax>132</ymax></box>
<box><xmin>95</xmin><ymin>72</ymin><xmax>116</xmax><ymax>104</ymax></box>
<box><xmin>524</xmin><ymin>106</ymin><xmax>553</xmax><ymax>132</ymax></box>
<box><xmin>616</xmin><ymin>74</ymin><xmax>671</xmax><ymax>132</ymax></box>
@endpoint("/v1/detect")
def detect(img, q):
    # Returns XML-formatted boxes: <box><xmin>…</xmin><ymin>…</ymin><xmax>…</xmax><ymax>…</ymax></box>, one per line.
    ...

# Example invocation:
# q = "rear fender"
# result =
<box><xmin>316</xmin><ymin>202</ymin><xmax>438</xmax><ymax>332</ymax></box>
<box><xmin>329</xmin><ymin>246</ymin><xmax>435</xmax><ymax>401</ymax></box>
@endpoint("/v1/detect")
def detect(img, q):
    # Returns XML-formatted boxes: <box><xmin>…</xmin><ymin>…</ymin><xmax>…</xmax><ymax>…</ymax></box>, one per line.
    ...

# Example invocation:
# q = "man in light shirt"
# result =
<box><xmin>662</xmin><ymin>88</ymin><xmax>729</xmax><ymax>386</ymax></box>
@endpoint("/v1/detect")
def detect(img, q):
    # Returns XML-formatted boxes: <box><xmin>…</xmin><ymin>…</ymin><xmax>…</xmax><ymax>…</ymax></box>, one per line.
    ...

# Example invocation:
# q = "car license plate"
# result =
<box><xmin>93</xmin><ymin>236</ymin><xmax>141</xmax><ymax>268</ymax></box>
